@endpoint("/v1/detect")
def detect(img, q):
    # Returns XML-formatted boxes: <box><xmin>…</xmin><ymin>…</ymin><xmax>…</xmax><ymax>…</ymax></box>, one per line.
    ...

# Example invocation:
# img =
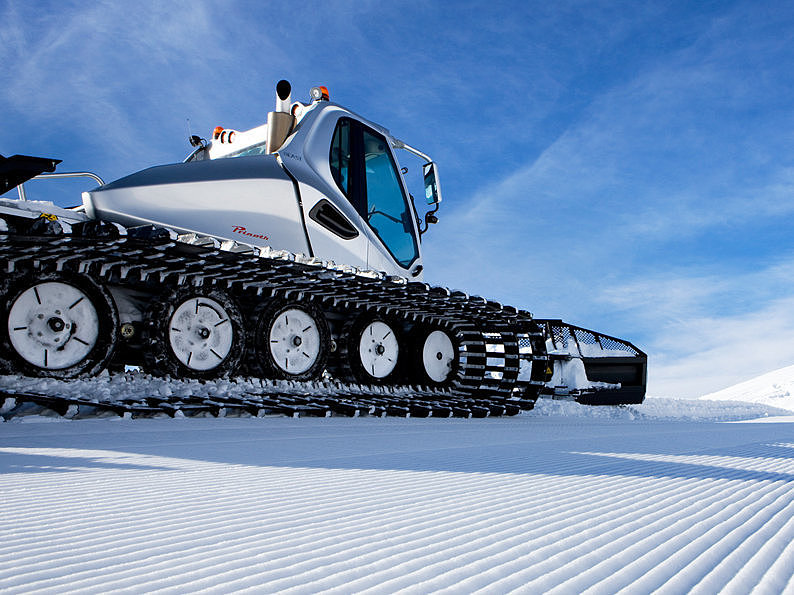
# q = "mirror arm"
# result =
<box><xmin>419</xmin><ymin>201</ymin><xmax>440</xmax><ymax>236</ymax></box>
<box><xmin>392</xmin><ymin>138</ymin><xmax>432</xmax><ymax>163</ymax></box>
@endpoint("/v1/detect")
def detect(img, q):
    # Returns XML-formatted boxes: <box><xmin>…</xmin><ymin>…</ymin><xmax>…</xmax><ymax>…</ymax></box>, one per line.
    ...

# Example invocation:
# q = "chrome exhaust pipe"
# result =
<box><xmin>267</xmin><ymin>79</ymin><xmax>296</xmax><ymax>154</ymax></box>
<box><xmin>275</xmin><ymin>79</ymin><xmax>292</xmax><ymax>112</ymax></box>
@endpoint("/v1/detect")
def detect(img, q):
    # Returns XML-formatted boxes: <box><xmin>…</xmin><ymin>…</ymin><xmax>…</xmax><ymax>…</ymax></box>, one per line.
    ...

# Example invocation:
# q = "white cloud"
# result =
<box><xmin>0</xmin><ymin>1</ymin><xmax>293</xmax><ymax>170</ymax></box>
<box><xmin>647</xmin><ymin>296</ymin><xmax>794</xmax><ymax>398</ymax></box>
<box><xmin>597</xmin><ymin>257</ymin><xmax>794</xmax><ymax>397</ymax></box>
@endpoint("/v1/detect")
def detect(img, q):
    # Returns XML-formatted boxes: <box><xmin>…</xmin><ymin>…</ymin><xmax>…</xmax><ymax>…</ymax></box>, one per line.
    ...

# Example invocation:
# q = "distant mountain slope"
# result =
<box><xmin>701</xmin><ymin>364</ymin><xmax>794</xmax><ymax>412</ymax></box>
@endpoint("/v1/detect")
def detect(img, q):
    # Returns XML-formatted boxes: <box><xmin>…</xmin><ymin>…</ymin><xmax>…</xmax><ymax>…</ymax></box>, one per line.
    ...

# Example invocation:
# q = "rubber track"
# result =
<box><xmin>0</xmin><ymin>228</ymin><xmax>548</xmax><ymax>419</ymax></box>
<box><xmin>0</xmin><ymin>380</ymin><xmax>535</xmax><ymax>420</ymax></box>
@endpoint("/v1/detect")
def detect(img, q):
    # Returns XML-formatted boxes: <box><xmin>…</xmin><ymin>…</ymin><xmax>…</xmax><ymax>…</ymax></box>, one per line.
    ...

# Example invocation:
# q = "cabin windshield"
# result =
<box><xmin>330</xmin><ymin>117</ymin><xmax>418</xmax><ymax>268</ymax></box>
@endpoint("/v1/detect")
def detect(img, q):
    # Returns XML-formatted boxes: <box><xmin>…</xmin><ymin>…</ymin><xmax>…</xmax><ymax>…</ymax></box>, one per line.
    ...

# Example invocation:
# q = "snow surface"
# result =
<box><xmin>2</xmin><ymin>386</ymin><xmax>794</xmax><ymax>593</ymax></box>
<box><xmin>701</xmin><ymin>363</ymin><xmax>794</xmax><ymax>413</ymax></box>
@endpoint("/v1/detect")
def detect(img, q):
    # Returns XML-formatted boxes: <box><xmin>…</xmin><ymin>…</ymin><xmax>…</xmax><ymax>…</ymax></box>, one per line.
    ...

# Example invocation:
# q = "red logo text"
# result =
<box><xmin>232</xmin><ymin>225</ymin><xmax>269</xmax><ymax>241</ymax></box>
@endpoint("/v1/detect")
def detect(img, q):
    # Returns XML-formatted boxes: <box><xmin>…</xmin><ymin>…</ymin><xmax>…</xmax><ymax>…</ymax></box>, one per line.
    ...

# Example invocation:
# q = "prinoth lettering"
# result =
<box><xmin>232</xmin><ymin>226</ymin><xmax>269</xmax><ymax>241</ymax></box>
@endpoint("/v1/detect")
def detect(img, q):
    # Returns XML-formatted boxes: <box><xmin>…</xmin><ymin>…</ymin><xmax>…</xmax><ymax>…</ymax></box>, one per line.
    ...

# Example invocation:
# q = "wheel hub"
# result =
<box><xmin>268</xmin><ymin>308</ymin><xmax>321</xmax><ymax>375</ymax></box>
<box><xmin>7</xmin><ymin>281</ymin><xmax>99</xmax><ymax>370</ymax></box>
<box><xmin>48</xmin><ymin>317</ymin><xmax>66</xmax><ymax>333</ymax></box>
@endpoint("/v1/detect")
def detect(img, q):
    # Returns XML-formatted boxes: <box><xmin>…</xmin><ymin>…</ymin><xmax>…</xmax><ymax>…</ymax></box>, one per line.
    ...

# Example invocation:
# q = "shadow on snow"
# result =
<box><xmin>1</xmin><ymin>417</ymin><xmax>793</xmax><ymax>483</ymax></box>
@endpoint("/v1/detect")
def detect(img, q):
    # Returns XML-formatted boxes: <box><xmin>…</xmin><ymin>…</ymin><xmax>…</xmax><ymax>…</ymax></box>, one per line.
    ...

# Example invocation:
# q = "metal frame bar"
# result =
<box><xmin>16</xmin><ymin>171</ymin><xmax>106</xmax><ymax>201</ymax></box>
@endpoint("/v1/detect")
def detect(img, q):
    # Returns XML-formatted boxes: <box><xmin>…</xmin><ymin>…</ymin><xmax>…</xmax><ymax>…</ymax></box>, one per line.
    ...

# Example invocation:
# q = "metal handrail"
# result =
<box><xmin>17</xmin><ymin>171</ymin><xmax>106</xmax><ymax>201</ymax></box>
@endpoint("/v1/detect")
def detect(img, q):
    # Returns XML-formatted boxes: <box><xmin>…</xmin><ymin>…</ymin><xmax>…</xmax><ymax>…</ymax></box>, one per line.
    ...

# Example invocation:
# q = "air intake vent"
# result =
<box><xmin>309</xmin><ymin>200</ymin><xmax>359</xmax><ymax>239</ymax></box>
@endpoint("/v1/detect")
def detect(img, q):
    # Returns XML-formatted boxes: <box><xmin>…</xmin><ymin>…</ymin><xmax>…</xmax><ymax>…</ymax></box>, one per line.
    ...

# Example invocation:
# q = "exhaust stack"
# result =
<box><xmin>267</xmin><ymin>79</ymin><xmax>296</xmax><ymax>154</ymax></box>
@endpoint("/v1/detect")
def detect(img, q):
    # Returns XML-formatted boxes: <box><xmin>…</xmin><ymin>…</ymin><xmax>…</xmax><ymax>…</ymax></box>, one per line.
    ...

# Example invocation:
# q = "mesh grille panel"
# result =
<box><xmin>573</xmin><ymin>329</ymin><xmax>597</xmax><ymax>345</ymax></box>
<box><xmin>543</xmin><ymin>322</ymin><xmax>640</xmax><ymax>357</ymax></box>
<box><xmin>518</xmin><ymin>334</ymin><xmax>533</xmax><ymax>355</ymax></box>
<box><xmin>599</xmin><ymin>335</ymin><xmax>639</xmax><ymax>356</ymax></box>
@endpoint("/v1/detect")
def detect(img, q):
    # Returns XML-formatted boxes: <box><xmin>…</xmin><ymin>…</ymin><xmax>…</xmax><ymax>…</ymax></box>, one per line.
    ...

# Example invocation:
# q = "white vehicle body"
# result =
<box><xmin>83</xmin><ymin>93</ymin><xmax>434</xmax><ymax>280</ymax></box>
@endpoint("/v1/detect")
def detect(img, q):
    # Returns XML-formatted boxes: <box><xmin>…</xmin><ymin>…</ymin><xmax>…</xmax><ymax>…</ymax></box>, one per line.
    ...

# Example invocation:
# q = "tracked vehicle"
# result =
<box><xmin>0</xmin><ymin>81</ymin><xmax>646</xmax><ymax>419</ymax></box>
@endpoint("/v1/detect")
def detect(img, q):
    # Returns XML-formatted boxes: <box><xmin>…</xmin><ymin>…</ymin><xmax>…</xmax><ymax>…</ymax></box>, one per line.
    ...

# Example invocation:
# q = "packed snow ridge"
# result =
<box><xmin>2</xmin><ymin>366</ymin><xmax>793</xmax><ymax>423</ymax></box>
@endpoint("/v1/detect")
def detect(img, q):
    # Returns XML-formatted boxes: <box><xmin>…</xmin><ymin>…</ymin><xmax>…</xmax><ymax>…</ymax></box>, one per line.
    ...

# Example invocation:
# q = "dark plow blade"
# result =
<box><xmin>535</xmin><ymin>319</ymin><xmax>647</xmax><ymax>405</ymax></box>
<box><xmin>0</xmin><ymin>154</ymin><xmax>61</xmax><ymax>195</ymax></box>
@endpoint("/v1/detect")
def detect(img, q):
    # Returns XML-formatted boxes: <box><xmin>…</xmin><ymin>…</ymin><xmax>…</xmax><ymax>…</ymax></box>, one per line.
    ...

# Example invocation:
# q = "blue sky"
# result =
<box><xmin>3</xmin><ymin>0</ymin><xmax>794</xmax><ymax>397</ymax></box>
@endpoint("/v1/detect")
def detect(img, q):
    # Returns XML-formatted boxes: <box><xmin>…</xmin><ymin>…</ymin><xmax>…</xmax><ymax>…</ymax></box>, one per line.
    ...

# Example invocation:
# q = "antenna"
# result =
<box><xmin>185</xmin><ymin>117</ymin><xmax>206</xmax><ymax>148</ymax></box>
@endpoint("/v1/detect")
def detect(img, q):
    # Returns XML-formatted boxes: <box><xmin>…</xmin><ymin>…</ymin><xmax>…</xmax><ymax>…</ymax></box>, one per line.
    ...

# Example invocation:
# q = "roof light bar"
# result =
<box><xmin>310</xmin><ymin>86</ymin><xmax>330</xmax><ymax>102</ymax></box>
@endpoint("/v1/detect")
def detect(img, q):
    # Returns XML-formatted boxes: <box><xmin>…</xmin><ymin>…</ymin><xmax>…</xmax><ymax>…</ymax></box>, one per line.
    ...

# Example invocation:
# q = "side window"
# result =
<box><xmin>361</xmin><ymin>129</ymin><xmax>418</xmax><ymax>268</ymax></box>
<box><xmin>329</xmin><ymin>118</ymin><xmax>419</xmax><ymax>269</ymax></box>
<box><xmin>330</xmin><ymin>119</ymin><xmax>350</xmax><ymax>197</ymax></box>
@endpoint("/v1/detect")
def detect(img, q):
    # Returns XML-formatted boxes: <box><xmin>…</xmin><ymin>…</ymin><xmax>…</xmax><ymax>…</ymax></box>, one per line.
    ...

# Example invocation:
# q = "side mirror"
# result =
<box><xmin>423</xmin><ymin>162</ymin><xmax>442</xmax><ymax>205</ymax></box>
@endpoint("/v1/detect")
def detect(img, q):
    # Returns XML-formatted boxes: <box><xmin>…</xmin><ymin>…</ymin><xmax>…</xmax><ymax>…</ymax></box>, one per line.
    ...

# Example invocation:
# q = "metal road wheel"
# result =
<box><xmin>169</xmin><ymin>297</ymin><xmax>235</xmax><ymax>371</ymax></box>
<box><xmin>144</xmin><ymin>289</ymin><xmax>244</xmax><ymax>379</ymax></box>
<box><xmin>359</xmin><ymin>320</ymin><xmax>399</xmax><ymax>379</ymax></box>
<box><xmin>0</xmin><ymin>273</ymin><xmax>118</xmax><ymax>378</ymax></box>
<box><xmin>344</xmin><ymin>316</ymin><xmax>401</xmax><ymax>383</ymax></box>
<box><xmin>420</xmin><ymin>329</ymin><xmax>457</xmax><ymax>384</ymax></box>
<box><xmin>251</xmin><ymin>301</ymin><xmax>329</xmax><ymax>381</ymax></box>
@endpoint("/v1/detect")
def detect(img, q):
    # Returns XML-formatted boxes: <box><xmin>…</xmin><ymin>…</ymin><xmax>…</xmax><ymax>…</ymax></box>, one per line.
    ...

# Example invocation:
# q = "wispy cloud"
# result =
<box><xmin>647</xmin><ymin>296</ymin><xmax>794</xmax><ymax>398</ymax></box>
<box><xmin>596</xmin><ymin>255</ymin><xmax>794</xmax><ymax>396</ymax></box>
<box><xmin>0</xmin><ymin>1</ymin><xmax>296</xmax><ymax>173</ymax></box>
